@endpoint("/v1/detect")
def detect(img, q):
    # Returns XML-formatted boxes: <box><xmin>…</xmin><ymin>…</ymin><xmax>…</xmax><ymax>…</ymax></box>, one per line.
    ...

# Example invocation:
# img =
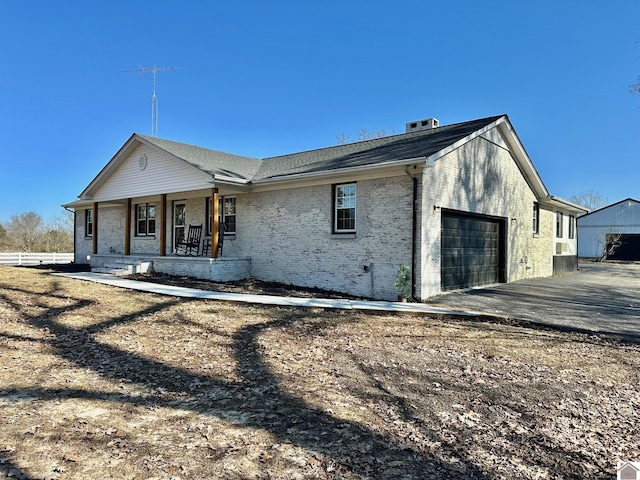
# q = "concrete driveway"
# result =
<box><xmin>429</xmin><ymin>262</ymin><xmax>640</xmax><ymax>340</ymax></box>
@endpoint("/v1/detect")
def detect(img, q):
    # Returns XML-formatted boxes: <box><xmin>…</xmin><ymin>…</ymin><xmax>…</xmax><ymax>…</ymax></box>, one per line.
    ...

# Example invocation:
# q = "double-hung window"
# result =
<box><xmin>85</xmin><ymin>209</ymin><xmax>93</xmax><ymax>237</ymax></box>
<box><xmin>532</xmin><ymin>202</ymin><xmax>539</xmax><ymax>235</ymax></box>
<box><xmin>222</xmin><ymin>197</ymin><xmax>236</xmax><ymax>234</ymax></box>
<box><xmin>556</xmin><ymin>211</ymin><xmax>563</xmax><ymax>238</ymax></box>
<box><xmin>568</xmin><ymin>215</ymin><xmax>575</xmax><ymax>239</ymax></box>
<box><xmin>206</xmin><ymin>196</ymin><xmax>237</xmax><ymax>235</ymax></box>
<box><xmin>334</xmin><ymin>183</ymin><xmax>356</xmax><ymax>233</ymax></box>
<box><xmin>136</xmin><ymin>203</ymin><xmax>156</xmax><ymax>236</ymax></box>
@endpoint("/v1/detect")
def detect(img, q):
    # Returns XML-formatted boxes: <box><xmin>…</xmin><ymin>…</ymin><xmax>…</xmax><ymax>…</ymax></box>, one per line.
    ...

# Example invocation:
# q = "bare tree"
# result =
<box><xmin>41</xmin><ymin>214</ymin><xmax>74</xmax><ymax>252</ymax></box>
<box><xmin>4</xmin><ymin>212</ymin><xmax>45</xmax><ymax>252</ymax></box>
<box><xmin>0</xmin><ymin>223</ymin><xmax>7</xmax><ymax>250</ymax></box>
<box><xmin>596</xmin><ymin>232</ymin><xmax>623</xmax><ymax>262</ymax></box>
<box><xmin>632</xmin><ymin>75</ymin><xmax>640</xmax><ymax>95</ymax></box>
<box><xmin>569</xmin><ymin>190</ymin><xmax>608</xmax><ymax>212</ymax></box>
<box><xmin>1</xmin><ymin>209</ymin><xmax>74</xmax><ymax>253</ymax></box>
<box><xmin>335</xmin><ymin>127</ymin><xmax>397</xmax><ymax>145</ymax></box>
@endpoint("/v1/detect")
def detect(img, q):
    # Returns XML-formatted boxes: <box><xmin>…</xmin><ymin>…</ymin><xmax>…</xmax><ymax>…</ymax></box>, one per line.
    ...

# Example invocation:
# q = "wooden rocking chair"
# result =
<box><xmin>175</xmin><ymin>224</ymin><xmax>203</xmax><ymax>256</ymax></box>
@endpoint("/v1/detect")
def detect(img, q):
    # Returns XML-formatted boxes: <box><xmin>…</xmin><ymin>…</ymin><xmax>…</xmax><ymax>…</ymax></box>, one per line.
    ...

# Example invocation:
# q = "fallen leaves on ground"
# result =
<box><xmin>0</xmin><ymin>265</ymin><xmax>638</xmax><ymax>479</ymax></box>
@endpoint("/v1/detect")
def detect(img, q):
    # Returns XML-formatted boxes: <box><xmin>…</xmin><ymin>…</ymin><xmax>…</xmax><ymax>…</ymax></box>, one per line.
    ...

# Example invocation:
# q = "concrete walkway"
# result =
<box><xmin>57</xmin><ymin>264</ymin><xmax>640</xmax><ymax>339</ymax></box>
<box><xmin>55</xmin><ymin>272</ymin><xmax>479</xmax><ymax>316</ymax></box>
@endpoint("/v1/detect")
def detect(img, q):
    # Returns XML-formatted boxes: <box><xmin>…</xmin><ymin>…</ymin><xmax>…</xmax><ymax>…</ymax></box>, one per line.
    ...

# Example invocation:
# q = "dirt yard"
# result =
<box><xmin>1</xmin><ymin>265</ymin><xmax>639</xmax><ymax>479</ymax></box>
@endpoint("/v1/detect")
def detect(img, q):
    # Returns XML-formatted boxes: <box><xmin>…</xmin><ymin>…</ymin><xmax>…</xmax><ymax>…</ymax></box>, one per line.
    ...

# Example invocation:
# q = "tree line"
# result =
<box><xmin>0</xmin><ymin>211</ymin><xmax>74</xmax><ymax>253</ymax></box>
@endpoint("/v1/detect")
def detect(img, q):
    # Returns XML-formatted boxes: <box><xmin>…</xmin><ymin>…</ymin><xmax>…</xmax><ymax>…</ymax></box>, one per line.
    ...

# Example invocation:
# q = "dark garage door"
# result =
<box><xmin>608</xmin><ymin>234</ymin><xmax>640</xmax><ymax>261</ymax></box>
<box><xmin>441</xmin><ymin>212</ymin><xmax>506</xmax><ymax>290</ymax></box>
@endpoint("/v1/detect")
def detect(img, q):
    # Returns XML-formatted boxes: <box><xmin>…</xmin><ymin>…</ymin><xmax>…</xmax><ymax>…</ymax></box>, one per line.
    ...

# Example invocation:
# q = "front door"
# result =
<box><xmin>173</xmin><ymin>202</ymin><xmax>186</xmax><ymax>251</ymax></box>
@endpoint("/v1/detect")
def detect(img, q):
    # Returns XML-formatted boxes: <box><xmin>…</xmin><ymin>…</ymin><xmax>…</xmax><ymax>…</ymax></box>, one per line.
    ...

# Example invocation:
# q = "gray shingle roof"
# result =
<box><xmin>137</xmin><ymin>134</ymin><xmax>262</xmax><ymax>180</ymax></box>
<box><xmin>138</xmin><ymin>115</ymin><xmax>504</xmax><ymax>182</ymax></box>
<box><xmin>255</xmin><ymin>115</ymin><xmax>504</xmax><ymax>180</ymax></box>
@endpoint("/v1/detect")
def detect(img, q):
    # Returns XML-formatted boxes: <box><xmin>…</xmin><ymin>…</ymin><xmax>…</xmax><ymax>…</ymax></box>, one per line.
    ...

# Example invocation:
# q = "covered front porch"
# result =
<box><xmin>88</xmin><ymin>253</ymin><xmax>251</xmax><ymax>282</ymax></box>
<box><xmin>77</xmin><ymin>185</ymin><xmax>252</xmax><ymax>282</ymax></box>
<box><xmin>87</xmin><ymin>188</ymin><xmax>227</xmax><ymax>260</ymax></box>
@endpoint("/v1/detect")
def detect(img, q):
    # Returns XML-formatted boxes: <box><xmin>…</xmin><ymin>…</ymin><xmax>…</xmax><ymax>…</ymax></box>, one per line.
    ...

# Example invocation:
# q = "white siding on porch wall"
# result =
<box><xmin>419</xmin><ymin>130</ymin><xmax>552</xmax><ymax>298</ymax></box>
<box><xmin>92</xmin><ymin>144</ymin><xmax>213</xmax><ymax>202</ymax></box>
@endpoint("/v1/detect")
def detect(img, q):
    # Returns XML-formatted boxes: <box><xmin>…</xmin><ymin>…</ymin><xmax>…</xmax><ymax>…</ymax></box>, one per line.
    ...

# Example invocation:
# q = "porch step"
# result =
<box><xmin>92</xmin><ymin>261</ymin><xmax>152</xmax><ymax>276</ymax></box>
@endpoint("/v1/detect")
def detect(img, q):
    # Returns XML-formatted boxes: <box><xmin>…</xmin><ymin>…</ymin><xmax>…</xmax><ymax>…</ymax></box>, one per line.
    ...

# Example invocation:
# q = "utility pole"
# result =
<box><xmin>122</xmin><ymin>65</ymin><xmax>180</xmax><ymax>137</ymax></box>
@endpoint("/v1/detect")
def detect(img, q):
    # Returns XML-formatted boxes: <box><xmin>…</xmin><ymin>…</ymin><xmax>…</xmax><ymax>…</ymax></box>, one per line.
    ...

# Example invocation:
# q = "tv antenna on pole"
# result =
<box><xmin>122</xmin><ymin>65</ymin><xmax>181</xmax><ymax>137</ymax></box>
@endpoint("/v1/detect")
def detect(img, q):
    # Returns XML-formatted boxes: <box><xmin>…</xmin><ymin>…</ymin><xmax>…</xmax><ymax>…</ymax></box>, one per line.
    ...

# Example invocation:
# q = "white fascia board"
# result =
<box><xmin>79</xmin><ymin>134</ymin><xmax>139</xmax><ymax>199</ymax></box>
<box><xmin>62</xmin><ymin>199</ymin><xmax>124</xmax><ymax>210</ymax></box>
<box><xmin>251</xmin><ymin>156</ymin><xmax>428</xmax><ymax>191</ymax></box>
<box><xmin>425</xmin><ymin>118</ymin><xmax>505</xmax><ymax>166</ymax></box>
<box><xmin>208</xmin><ymin>175</ymin><xmax>251</xmax><ymax>192</ymax></box>
<box><xmin>496</xmin><ymin>119</ymin><xmax>550</xmax><ymax>199</ymax></box>
<box><xmin>543</xmin><ymin>195</ymin><xmax>589</xmax><ymax>214</ymax></box>
<box><xmin>426</xmin><ymin>116</ymin><xmax>549</xmax><ymax>200</ymax></box>
<box><xmin>61</xmin><ymin>199</ymin><xmax>93</xmax><ymax>209</ymax></box>
<box><xmin>80</xmin><ymin>134</ymin><xmax>232</xmax><ymax>200</ymax></box>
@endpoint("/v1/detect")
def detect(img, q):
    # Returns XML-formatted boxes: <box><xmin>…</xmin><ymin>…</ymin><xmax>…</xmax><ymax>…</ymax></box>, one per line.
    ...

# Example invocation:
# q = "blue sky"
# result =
<box><xmin>1</xmin><ymin>1</ymin><xmax>639</xmax><ymax>222</ymax></box>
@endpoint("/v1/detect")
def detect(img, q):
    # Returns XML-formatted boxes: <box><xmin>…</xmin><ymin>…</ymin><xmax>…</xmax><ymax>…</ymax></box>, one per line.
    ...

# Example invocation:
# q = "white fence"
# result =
<box><xmin>0</xmin><ymin>252</ymin><xmax>74</xmax><ymax>266</ymax></box>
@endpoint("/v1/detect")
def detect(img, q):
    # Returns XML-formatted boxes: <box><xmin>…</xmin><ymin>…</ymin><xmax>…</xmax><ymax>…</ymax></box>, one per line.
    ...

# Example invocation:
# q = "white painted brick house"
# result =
<box><xmin>63</xmin><ymin>115</ymin><xmax>586</xmax><ymax>300</ymax></box>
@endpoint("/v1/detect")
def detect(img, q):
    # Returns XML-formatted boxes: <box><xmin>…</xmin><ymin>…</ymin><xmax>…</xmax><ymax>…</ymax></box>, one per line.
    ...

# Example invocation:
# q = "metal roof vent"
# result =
<box><xmin>406</xmin><ymin>117</ymin><xmax>439</xmax><ymax>133</ymax></box>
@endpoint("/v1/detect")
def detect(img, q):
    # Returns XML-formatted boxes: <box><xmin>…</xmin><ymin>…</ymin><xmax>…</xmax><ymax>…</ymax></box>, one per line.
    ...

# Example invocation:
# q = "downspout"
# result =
<box><xmin>576</xmin><ymin>215</ymin><xmax>580</xmax><ymax>271</ymax></box>
<box><xmin>404</xmin><ymin>166</ymin><xmax>418</xmax><ymax>301</ymax></box>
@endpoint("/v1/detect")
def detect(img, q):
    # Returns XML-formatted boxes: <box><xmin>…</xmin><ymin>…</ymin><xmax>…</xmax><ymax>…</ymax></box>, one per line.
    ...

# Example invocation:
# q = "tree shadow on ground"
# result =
<box><xmin>0</xmin><ymin>279</ymin><xmax>492</xmax><ymax>479</ymax></box>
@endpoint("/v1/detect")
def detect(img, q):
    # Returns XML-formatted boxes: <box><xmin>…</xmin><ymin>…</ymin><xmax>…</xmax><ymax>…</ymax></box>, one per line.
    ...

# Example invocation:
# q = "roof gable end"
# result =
<box><xmin>79</xmin><ymin>134</ymin><xmax>263</xmax><ymax>200</ymax></box>
<box><xmin>578</xmin><ymin>198</ymin><xmax>640</xmax><ymax>219</ymax></box>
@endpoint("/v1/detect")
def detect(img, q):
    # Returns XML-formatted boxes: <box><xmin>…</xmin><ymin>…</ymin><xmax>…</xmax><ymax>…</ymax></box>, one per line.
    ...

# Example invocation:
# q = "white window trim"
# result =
<box><xmin>556</xmin><ymin>211</ymin><xmax>564</xmax><ymax>239</ymax></box>
<box><xmin>334</xmin><ymin>183</ymin><xmax>357</xmax><ymax>233</ymax></box>
<box><xmin>85</xmin><ymin>209</ymin><xmax>93</xmax><ymax>238</ymax></box>
<box><xmin>568</xmin><ymin>215</ymin><xmax>575</xmax><ymax>239</ymax></box>
<box><xmin>222</xmin><ymin>196</ymin><xmax>237</xmax><ymax>235</ymax></box>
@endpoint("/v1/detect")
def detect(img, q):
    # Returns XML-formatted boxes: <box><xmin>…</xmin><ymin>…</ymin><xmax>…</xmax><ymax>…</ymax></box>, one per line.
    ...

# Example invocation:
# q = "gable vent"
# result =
<box><xmin>406</xmin><ymin>117</ymin><xmax>439</xmax><ymax>133</ymax></box>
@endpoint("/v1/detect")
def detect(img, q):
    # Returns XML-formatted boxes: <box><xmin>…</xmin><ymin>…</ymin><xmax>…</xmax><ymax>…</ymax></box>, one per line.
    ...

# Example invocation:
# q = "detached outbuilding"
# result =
<box><xmin>577</xmin><ymin>198</ymin><xmax>640</xmax><ymax>260</ymax></box>
<box><xmin>63</xmin><ymin>114</ymin><xmax>586</xmax><ymax>300</ymax></box>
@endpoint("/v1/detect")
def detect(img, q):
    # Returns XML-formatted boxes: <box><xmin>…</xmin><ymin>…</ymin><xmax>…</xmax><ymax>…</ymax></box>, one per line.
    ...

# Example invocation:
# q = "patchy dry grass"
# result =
<box><xmin>0</xmin><ymin>265</ymin><xmax>639</xmax><ymax>479</ymax></box>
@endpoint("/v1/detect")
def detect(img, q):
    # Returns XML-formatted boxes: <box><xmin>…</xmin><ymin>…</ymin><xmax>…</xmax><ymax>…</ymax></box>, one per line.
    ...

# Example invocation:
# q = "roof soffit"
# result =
<box><xmin>496</xmin><ymin>119</ymin><xmax>550</xmax><ymax>200</ymax></box>
<box><xmin>542</xmin><ymin>195</ymin><xmax>589</xmax><ymax>214</ymax></box>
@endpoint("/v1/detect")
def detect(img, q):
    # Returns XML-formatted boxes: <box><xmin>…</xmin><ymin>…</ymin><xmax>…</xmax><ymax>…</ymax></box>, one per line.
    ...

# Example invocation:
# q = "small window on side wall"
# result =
<box><xmin>334</xmin><ymin>183</ymin><xmax>356</xmax><ymax>233</ymax></box>
<box><xmin>85</xmin><ymin>209</ymin><xmax>93</xmax><ymax>237</ymax></box>
<box><xmin>568</xmin><ymin>215</ymin><xmax>575</xmax><ymax>239</ymax></box>
<box><xmin>532</xmin><ymin>202</ymin><xmax>539</xmax><ymax>234</ymax></box>
<box><xmin>556</xmin><ymin>211</ymin><xmax>563</xmax><ymax>238</ymax></box>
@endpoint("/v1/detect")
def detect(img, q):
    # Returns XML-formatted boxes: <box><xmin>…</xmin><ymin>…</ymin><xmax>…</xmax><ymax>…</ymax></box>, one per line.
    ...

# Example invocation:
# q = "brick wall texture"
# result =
<box><xmin>75</xmin><ymin>128</ymin><xmax>561</xmax><ymax>300</ymax></box>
